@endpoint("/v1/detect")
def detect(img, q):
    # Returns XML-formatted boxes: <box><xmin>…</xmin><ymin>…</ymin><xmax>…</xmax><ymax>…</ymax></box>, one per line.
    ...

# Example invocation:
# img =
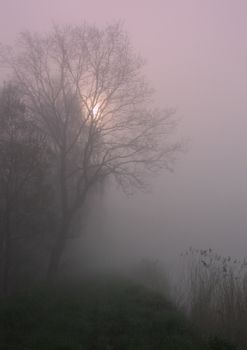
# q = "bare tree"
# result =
<box><xmin>1</xmin><ymin>23</ymin><xmax>180</xmax><ymax>280</ymax></box>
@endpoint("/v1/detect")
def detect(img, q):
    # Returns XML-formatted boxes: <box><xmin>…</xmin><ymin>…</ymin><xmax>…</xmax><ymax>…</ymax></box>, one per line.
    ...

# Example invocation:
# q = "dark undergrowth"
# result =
<box><xmin>0</xmin><ymin>278</ymin><xmax>237</xmax><ymax>350</ymax></box>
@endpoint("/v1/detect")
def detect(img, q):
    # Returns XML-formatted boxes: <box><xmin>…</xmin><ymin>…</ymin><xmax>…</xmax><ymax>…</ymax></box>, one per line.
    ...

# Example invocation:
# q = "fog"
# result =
<box><xmin>1</xmin><ymin>0</ymin><xmax>247</xmax><ymax>266</ymax></box>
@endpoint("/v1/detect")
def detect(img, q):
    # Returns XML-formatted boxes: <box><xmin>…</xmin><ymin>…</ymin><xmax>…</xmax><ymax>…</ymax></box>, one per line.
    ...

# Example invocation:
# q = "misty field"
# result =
<box><xmin>0</xmin><ymin>278</ymin><xmax>230</xmax><ymax>350</ymax></box>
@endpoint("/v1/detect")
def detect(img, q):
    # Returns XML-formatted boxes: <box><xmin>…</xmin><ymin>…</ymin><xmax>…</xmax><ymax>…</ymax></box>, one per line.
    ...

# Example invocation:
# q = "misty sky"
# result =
<box><xmin>1</xmin><ymin>0</ymin><xmax>247</xmax><ymax>260</ymax></box>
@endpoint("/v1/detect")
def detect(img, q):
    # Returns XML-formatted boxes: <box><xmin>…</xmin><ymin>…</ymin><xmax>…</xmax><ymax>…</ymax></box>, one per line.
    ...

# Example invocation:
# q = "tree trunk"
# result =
<box><xmin>47</xmin><ymin>150</ymin><xmax>69</xmax><ymax>283</ymax></box>
<box><xmin>1</xmin><ymin>210</ymin><xmax>12</xmax><ymax>296</ymax></box>
<box><xmin>2</xmin><ymin>235</ymin><xmax>11</xmax><ymax>296</ymax></box>
<box><xmin>46</xmin><ymin>223</ymin><xmax>68</xmax><ymax>283</ymax></box>
<box><xmin>47</xmin><ymin>149</ymin><xmax>88</xmax><ymax>282</ymax></box>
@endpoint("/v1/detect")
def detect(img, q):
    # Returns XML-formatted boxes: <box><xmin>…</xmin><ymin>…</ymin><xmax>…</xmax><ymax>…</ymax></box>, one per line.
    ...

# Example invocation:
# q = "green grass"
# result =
<box><xmin>0</xmin><ymin>278</ymin><xmax>227</xmax><ymax>349</ymax></box>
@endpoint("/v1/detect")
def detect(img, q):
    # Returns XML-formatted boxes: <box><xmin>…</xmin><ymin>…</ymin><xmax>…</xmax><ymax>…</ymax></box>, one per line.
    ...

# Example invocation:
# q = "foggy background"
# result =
<box><xmin>1</xmin><ymin>0</ymin><xmax>247</xmax><ymax>264</ymax></box>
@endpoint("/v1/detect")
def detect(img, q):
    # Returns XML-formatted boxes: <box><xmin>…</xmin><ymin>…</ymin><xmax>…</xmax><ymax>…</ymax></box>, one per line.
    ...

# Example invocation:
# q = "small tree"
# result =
<box><xmin>0</xmin><ymin>83</ymin><xmax>52</xmax><ymax>294</ymax></box>
<box><xmin>1</xmin><ymin>23</ymin><xmax>181</xmax><ymax>280</ymax></box>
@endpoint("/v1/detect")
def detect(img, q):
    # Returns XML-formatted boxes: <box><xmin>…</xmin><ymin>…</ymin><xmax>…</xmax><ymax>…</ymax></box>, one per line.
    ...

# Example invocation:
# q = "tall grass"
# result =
<box><xmin>179</xmin><ymin>247</ymin><xmax>247</xmax><ymax>348</ymax></box>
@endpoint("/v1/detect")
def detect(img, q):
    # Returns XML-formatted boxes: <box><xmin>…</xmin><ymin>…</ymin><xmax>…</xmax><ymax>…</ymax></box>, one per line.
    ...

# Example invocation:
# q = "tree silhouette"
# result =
<box><xmin>1</xmin><ymin>23</ymin><xmax>181</xmax><ymax>279</ymax></box>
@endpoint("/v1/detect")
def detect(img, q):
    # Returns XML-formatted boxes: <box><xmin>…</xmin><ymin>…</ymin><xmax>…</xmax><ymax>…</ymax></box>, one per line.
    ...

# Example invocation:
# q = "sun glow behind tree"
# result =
<box><xmin>0</xmin><ymin>22</ymin><xmax>181</xmax><ymax>279</ymax></box>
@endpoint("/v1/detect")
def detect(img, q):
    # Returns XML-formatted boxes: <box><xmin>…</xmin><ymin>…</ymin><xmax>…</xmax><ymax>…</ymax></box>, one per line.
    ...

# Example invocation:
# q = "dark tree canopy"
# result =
<box><xmin>0</xmin><ymin>83</ymin><xmax>54</xmax><ymax>293</ymax></box>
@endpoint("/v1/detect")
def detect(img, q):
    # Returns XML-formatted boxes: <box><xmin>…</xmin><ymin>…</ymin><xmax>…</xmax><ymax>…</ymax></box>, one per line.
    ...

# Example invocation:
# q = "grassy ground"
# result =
<box><xmin>0</xmin><ymin>278</ymin><xmax>234</xmax><ymax>349</ymax></box>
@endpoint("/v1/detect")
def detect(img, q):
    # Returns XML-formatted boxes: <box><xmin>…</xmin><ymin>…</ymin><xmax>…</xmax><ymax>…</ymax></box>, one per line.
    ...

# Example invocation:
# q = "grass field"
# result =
<box><xmin>0</xmin><ymin>278</ymin><xmax>235</xmax><ymax>349</ymax></box>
